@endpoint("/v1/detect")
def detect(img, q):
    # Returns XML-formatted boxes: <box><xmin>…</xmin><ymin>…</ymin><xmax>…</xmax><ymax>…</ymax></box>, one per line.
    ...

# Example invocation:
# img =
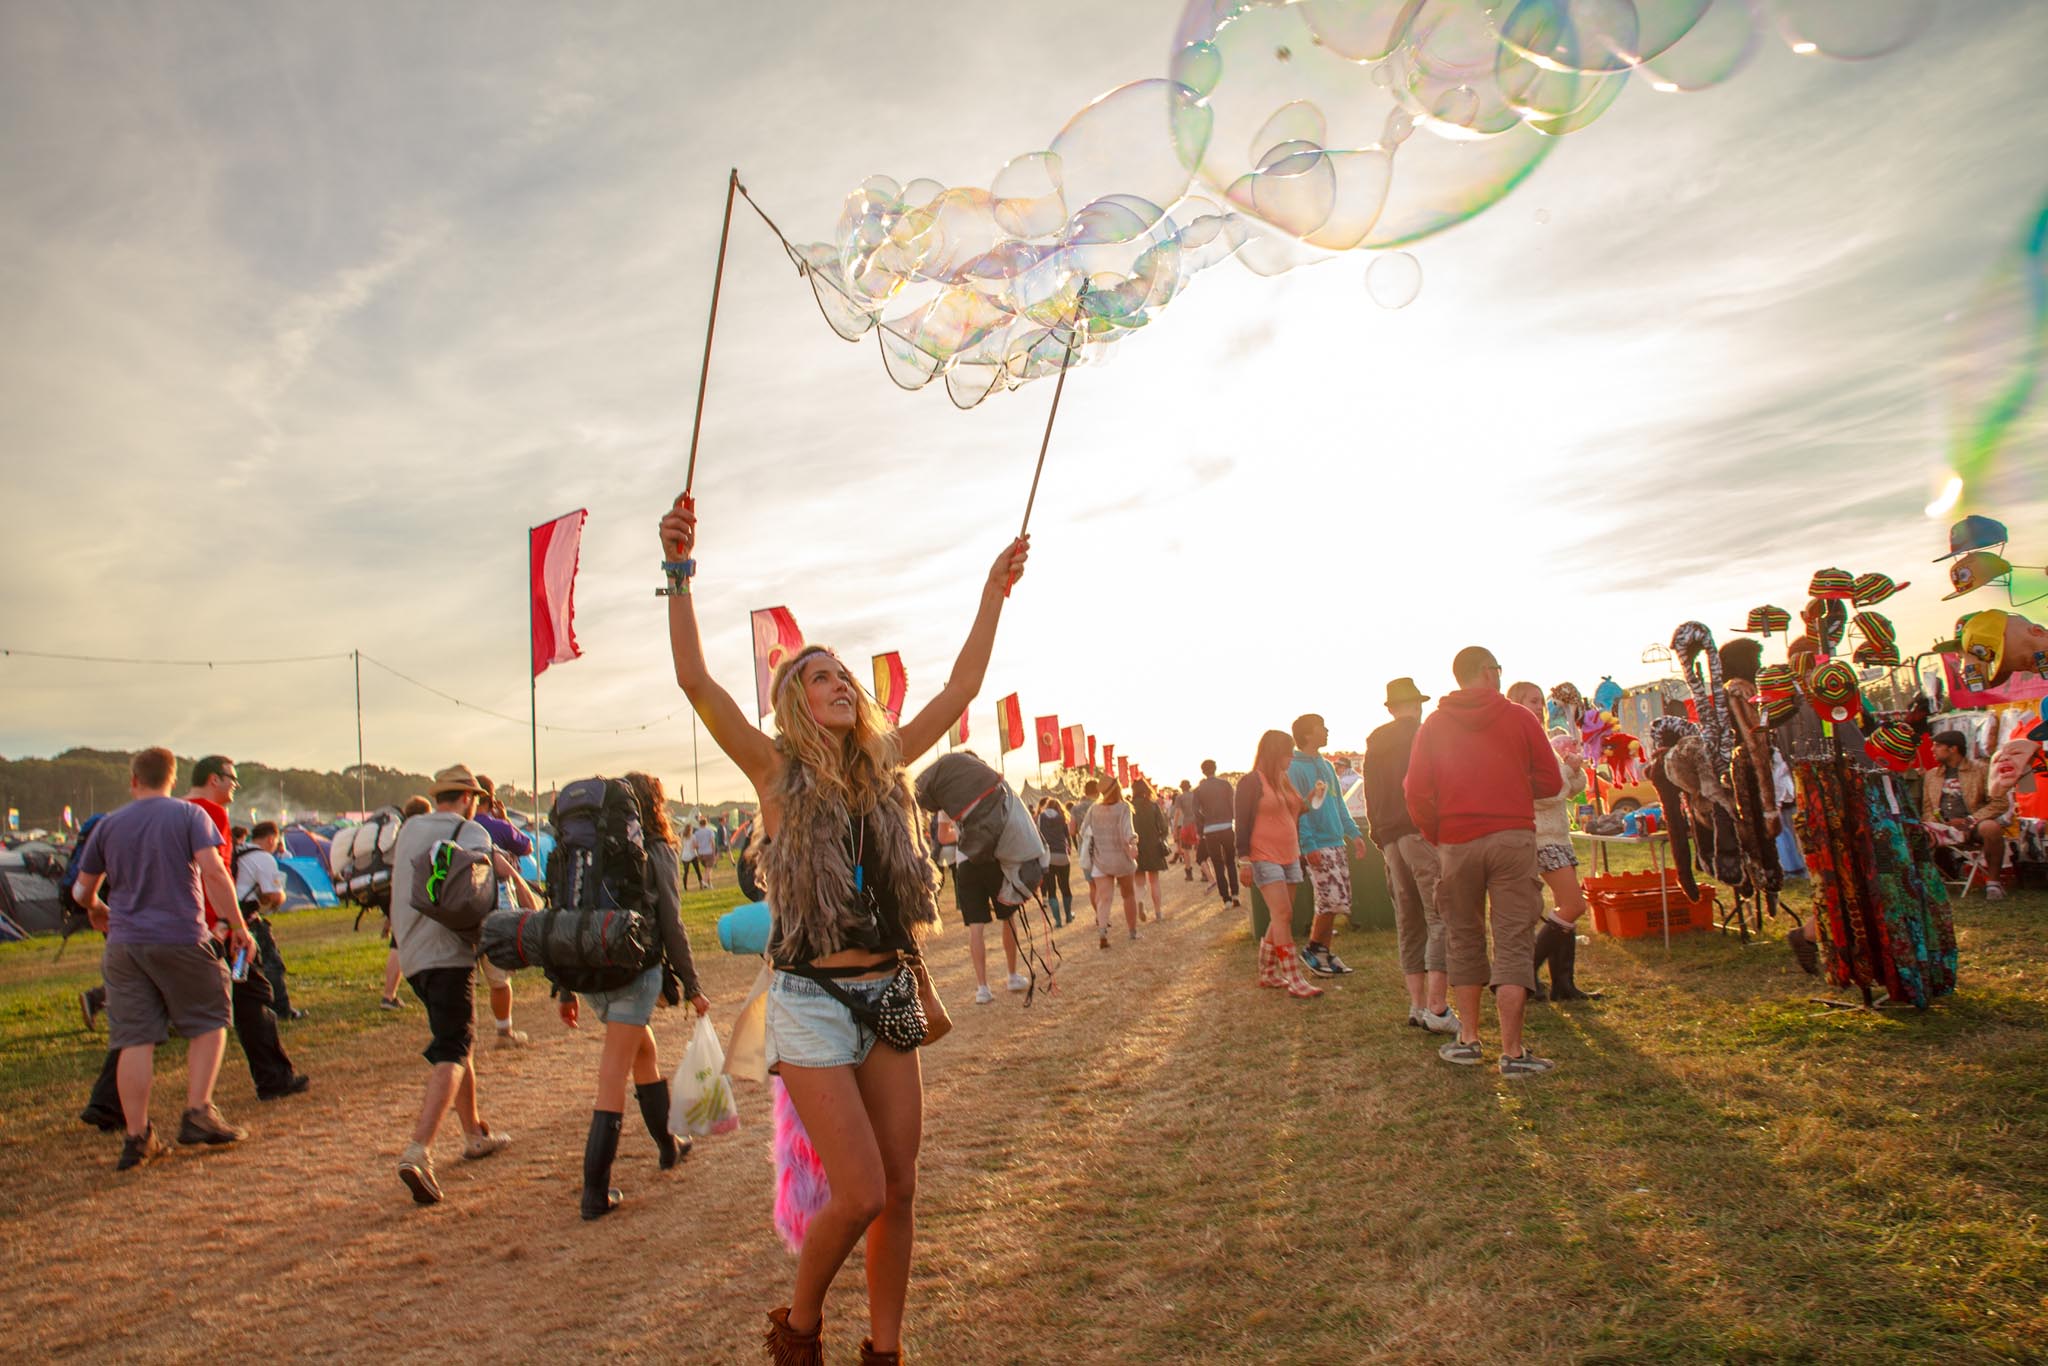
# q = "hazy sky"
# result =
<box><xmin>2</xmin><ymin>0</ymin><xmax>2044</xmax><ymax>807</ymax></box>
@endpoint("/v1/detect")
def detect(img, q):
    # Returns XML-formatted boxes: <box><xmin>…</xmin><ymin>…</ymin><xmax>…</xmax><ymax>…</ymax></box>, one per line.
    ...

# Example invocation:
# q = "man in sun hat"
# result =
<box><xmin>389</xmin><ymin>763</ymin><xmax>538</xmax><ymax>1205</ymax></box>
<box><xmin>1935</xmin><ymin>514</ymin><xmax>2008</xmax><ymax>561</ymax></box>
<box><xmin>1364</xmin><ymin>677</ymin><xmax>1456</xmax><ymax>1035</ymax></box>
<box><xmin>1922</xmin><ymin>731</ymin><xmax>2010</xmax><ymax>901</ymax></box>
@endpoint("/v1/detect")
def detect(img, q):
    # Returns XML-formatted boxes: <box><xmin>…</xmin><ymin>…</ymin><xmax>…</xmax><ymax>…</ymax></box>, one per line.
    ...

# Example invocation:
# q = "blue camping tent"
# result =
<box><xmin>276</xmin><ymin>855</ymin><xmax>339</xmax><ymax>909</ymax></box>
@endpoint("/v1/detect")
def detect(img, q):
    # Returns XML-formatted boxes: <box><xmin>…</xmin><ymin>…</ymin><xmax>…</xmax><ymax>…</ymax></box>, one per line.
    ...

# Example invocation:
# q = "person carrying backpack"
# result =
<box><xmin>552</xmin><ymin>771</ymin><xmax>709</xmax><ymax>1219</ymax></box>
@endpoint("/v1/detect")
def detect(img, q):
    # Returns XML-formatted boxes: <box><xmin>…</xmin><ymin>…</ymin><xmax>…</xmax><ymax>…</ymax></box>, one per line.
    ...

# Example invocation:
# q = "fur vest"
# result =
<box><xmin>759</xmin><ymin>740</ymin><xmax>938</xmax><ymax>965</ymax></box>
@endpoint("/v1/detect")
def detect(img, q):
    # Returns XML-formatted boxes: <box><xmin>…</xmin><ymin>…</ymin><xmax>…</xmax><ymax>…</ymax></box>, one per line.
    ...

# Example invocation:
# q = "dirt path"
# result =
<box><xmin>2</xmin><ymin>872</ymin><xmax>1233</xmax><ymax>1362</ymax></box>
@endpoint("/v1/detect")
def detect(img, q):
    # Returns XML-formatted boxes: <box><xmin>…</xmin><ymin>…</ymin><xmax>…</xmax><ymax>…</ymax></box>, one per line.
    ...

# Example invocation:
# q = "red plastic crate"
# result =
<box><xmin>1584</xmin><ymin>870</ymin><xmax>1717</xmax><ymax>939</ymax></box>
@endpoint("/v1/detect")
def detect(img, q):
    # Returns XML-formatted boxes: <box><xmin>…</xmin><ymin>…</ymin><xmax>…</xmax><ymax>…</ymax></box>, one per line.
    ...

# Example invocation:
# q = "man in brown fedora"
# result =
<box><xmin>1365</xmin><ymin>678</ymin><xmax>1458</xmax><ymax>1036</ymax></box>
<box><xmin>390</xmin><ymin>763</ymin><xmax>539</xmax><ymax>1204</ymax></box>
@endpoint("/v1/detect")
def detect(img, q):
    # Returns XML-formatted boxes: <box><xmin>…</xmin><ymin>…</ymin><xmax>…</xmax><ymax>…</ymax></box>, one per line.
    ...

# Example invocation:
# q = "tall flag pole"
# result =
<box><xmin>531</xmin><ymin>509</ymin><xmax>588</xmax><ymax>832</ymax></box>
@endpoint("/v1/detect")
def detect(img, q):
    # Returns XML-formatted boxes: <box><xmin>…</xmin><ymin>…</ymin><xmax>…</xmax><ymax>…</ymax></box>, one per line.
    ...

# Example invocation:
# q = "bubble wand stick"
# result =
<box><xmin>680</xmin><ymin>167</ymin><xmax>741</xmax><ymax>513</ymax></box>
<box><xmin>1009</xmin><ymin>309</ymin><xmax>1082</xmax><ymax>595</ymax></box>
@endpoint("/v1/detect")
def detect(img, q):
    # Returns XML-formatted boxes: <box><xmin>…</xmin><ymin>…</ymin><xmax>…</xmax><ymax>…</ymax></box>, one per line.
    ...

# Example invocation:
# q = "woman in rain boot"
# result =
<box><xmin>556</xmin><ymin>771</ymin><xmax>710</xmax><ymax>1219</ymax></box>
<box><xmin>1509</xmin><ymin>683</ymin><xmax>1598</xmax><ymax>1002</ymax></box>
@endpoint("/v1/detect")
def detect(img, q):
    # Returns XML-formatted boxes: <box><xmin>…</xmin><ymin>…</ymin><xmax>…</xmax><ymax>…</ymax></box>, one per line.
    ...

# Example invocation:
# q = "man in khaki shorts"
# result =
<box><xmin>71</xmin><ymin>747</ymin><xmax>256</xmax><ymax>1168</ymax></box>
<box><xmin>1403</xmin><ymin>647</ymin><xmax>1564</xmax><ymax>1077</ymax></box>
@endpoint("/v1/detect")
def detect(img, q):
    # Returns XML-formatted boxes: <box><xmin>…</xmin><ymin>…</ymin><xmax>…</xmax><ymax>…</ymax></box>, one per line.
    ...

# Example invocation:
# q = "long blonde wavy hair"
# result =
<box><xmin>770</xmin><ymin>645</ymin><xmax>900</xmax><ymax>814</ymax></box>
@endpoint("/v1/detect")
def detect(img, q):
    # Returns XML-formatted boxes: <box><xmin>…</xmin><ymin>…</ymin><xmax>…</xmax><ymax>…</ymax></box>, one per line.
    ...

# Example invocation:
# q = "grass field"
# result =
<box><xmin>0</xmin><ymin>863</ymin><xmax>2043</xmax><ymax>1363</ymax></box>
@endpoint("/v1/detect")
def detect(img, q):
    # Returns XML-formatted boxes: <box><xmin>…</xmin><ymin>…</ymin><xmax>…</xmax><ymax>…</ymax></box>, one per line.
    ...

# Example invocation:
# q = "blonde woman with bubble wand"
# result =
<box><xmin>659</xmin><ymin>494</ymin><xmax>1027</xmax><ymax>1366</ymax></box>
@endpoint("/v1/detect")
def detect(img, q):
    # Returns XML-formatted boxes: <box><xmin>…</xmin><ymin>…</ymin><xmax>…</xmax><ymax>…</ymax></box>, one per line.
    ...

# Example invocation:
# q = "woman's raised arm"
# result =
<box><xmin>898</xmin><ymin>535</ymin><xmax>1031</xmax><ymax>763</ymax></box>
<box><xmin>660</xmin><ymin>496</ymin><xmax>779</xmax><ymax>788</ymax></box>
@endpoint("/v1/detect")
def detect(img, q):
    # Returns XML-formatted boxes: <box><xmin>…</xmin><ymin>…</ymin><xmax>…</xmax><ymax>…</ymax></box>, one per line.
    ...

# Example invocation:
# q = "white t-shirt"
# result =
<box><xmin>694</xmin><ymin>824</ymin><xmax>718</xmax><ymax>858</ymax></box>
<box><xmin>235</xmin><ymin>847</ymin><xmax>284</xmax><ymax>906</ymax></box>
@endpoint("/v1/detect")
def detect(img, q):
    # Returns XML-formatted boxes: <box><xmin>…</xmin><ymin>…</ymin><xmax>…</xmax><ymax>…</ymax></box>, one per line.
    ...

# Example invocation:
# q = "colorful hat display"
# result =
<box><xmin>1808</xmin><ymin>568</ymin><xmax>1857</xmax><ymax>600</ymax></box>
<box><xmin>1733</xmin><ymin>605</ymin><xmax>1792</xmax><ymax>636</ymax></box>
<box><xmin>1802</xmin><ymin>597</ymin><xmax>1848</xmax><ymax>655</ymax></box>
<box><xmin>1850</xmin><ymin>572</ymin><xmax>1909</xmax><ymax>607</ymax></box>
<box><xmin>1851</xmin><ymin>612</ymin><xmax>1900</xmax><ymax>666</ymax></box>
<box><xmin>1864</xmin><ymin>720</ymin><xmax>1923</xmax><ymax>771</ymax></box>
<box><xmin>1756</xmin><ymin>663</ymin><xmax>1800</xmax><ymax>726</ymax></box>
<box><xmin>1935</xmin><ymin>514</ymin><xmax>2008</xmax><ymax>562</ymax></box>
<box><xmin>1806</xmin><ymin>659</ymin><xmax>1862</xmax><ymax>723</ymax></box>
<box><xmin>1944</xmin><ymin>549</ymin><xmax>2012</xmax><ymax>600</ymax></box>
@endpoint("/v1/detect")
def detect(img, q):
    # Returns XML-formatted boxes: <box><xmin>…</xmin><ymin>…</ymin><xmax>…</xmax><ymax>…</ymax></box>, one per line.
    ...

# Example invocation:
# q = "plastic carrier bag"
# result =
<box><xmin>670</xmin><ymin>1014</ymin><xmax>741</xmax><ymax>1138</ymax></box>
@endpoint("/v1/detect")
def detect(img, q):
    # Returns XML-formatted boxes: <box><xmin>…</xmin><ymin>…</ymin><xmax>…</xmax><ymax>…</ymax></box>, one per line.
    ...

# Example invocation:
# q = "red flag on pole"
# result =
<box><xmin>871</xmin><ymin>652</ymin><xmax>908</xmax><ymax>725</ymax></box>
<box><xmin>949</xmin><ymin>710</ymin><xmax>970</xmax><ymax>747</ymax></box>
<box><xmin>1035</xmin><ymin>715</ymin><xmax>1061</xmax><ymax>764</ymax></box>
<box><xmin>1086</xmin><ymin>734</ymin><xmax>1097</xmax><ymax>771</ymax></box>
<box><xmin>1117</xmin><ymin>755</ymin><xmax>1129</xmax><ymax>784</ymax></box>
<box><xmin>1102</xmin><ymin>744</ymin><xmax>1114</xmax><ymax>775</ymax></box>
<box><xmin>997</xmin><ymin>694</ymin><xmax>1023</xmax><ymax>756</ymax></box>
<box><xmin>750</xmin><ymin>607</ymin><xmax>806</xmax><ymax>719</ymax></box>
<box><xmin>530</xmin><ymin>510</ymin><xmax>588</xmax><ymax>677</ymax></box>
<box><xmin>1062</xmin><ymin>724</ymin><xmax>1082</xmax><ymax>768</ymax></box>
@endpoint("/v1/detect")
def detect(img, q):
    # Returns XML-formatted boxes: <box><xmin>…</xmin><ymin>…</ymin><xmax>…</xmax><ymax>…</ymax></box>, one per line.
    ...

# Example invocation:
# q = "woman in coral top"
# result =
<box><xmin>1235</xmin><ymin>729</ymin><xmax>1323</xmax><ymax>998</ymax></box>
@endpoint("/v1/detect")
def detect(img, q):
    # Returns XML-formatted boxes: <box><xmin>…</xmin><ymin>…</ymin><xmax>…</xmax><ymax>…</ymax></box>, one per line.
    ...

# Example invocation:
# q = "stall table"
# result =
<box><xmin>1571</xmin><ymin>829</ymin><xmax>1676</xmax><ymax>952</ymax></box>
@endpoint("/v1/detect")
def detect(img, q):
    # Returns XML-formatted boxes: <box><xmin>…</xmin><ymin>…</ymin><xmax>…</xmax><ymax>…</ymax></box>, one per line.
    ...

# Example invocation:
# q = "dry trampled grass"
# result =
<box><xmin>1</xmin><ymin>868</ymin><xmax>2043</xmax><ymax>1363</ymax></box>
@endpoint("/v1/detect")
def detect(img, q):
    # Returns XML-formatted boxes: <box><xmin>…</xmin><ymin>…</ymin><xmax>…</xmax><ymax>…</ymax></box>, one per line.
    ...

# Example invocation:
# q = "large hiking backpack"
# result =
<box><xmin>480</xmin><ymin>777</ymin><xmax>658</xmax><ymax>993</ymax></box>
<box><xmin>57</xmin><ymin>813</ymin><xmax>107</xmax><ymax>925</ymax></box>
<box><xmin>330</xmin><ymin>806</ymin><xmax>403</xmax><ymax>910</ymax></box>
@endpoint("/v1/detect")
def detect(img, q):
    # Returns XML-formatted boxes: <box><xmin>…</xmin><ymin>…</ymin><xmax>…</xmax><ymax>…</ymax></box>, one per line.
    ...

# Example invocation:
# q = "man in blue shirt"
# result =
<box><xmin>1289</xmin><ymin>714</ymin><xmax>1367</xmax><ymax>976</ymax></box>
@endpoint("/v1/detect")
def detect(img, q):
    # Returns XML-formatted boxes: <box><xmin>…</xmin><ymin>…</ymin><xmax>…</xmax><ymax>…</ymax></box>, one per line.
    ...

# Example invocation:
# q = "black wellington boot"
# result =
<box><xmin>635</xmin><ymin>1079</ymin><xmax>691</xmax><ymax>1170</ymax></box>
<box><xmin>1549</xmin><ymin>925</ymin><xmax>1599</xmax><ymax>1001</ymax></box>
<box><xmin>1530</xmin><ymin>920</ymin><xmax>1568</xmax><ymax>1002</ymax></box>
<box><xmin>581</xmin><ymin>1110</ymin><xmax>623</xmax><ymax>1220</ymax></box>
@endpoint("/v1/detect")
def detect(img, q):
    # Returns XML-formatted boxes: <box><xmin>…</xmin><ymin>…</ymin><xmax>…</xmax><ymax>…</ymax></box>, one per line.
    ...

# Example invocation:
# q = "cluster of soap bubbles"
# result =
<box><xmin>790</xmin><ymin>0</ymin><xmax>1930</xmax><ymax>409</ymax></box>
<box><xmin>1945</xmin><ymin>189</ymin><xmax>2047</xmax><ymax>498</ymax></box>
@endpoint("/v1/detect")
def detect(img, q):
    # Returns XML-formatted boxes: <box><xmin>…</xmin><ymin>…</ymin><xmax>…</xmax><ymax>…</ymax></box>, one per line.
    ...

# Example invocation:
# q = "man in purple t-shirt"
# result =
<box><xmin>72</xmin><ymin>747</ymin><xmax>255</xmax><ymax>1170</ymax></box>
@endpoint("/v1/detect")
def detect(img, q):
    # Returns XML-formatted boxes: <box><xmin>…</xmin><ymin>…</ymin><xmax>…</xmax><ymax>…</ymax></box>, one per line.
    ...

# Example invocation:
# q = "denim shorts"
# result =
<box><xmin>578</xmin><ymin>963</ymin><xmax>664</xmax><ymax>1027</ymax></box>
<box><xmin>1250</xmin><ymin>859</ymin><xmax>1303</xmax><ymax>887</ymax></box>
<box><xmin>764</xmin><ymin>970</ymin><xmax>894</xmax><ymax>1071</ymax></box>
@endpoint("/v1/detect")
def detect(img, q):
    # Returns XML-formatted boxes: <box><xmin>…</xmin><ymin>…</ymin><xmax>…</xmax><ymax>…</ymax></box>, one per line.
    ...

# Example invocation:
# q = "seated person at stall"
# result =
<box><xmin>1922</xmin><ymin>729</ymin><xmax>2013</xmax><ymax>900</ymax></box>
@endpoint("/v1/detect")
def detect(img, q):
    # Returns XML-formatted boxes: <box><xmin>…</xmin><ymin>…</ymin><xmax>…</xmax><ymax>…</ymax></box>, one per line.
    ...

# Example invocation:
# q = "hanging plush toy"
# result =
<box><xmin>1601</xmin><ymin>731</ymin><xmax>1644</xmax><ymax>786</ymax></box>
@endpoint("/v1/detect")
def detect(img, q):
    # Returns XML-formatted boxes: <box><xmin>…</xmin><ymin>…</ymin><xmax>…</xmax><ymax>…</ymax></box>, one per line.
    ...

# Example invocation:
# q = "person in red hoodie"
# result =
<box><xmin>1404</xmin><ymin>646</ymin><xmax>1564</xmax><ymax>1077</ymax></box>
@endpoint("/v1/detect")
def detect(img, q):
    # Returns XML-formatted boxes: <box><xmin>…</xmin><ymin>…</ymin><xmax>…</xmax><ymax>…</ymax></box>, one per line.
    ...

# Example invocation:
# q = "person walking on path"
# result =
<box><xmin>1193</xmin><ymin>760</ymin><xmax>1241</xmax><ymax>908</ymax></box>
<box><xmin>1172</xmin><ymin>780</ymin><xmax>1201</xmax><ymax>880</ymax></box>
<box><xmin>1036</xmin><ymin>798</ymin><xmax>1075</xmax><ymax>927</ymax></box>
<box><xmin>1082</xmin><ymin>778</ymin><xmax>1142</xmax><ymax>948</ymax></box>
<box><xmin>1235</xmin><ymin>730</ymin><xmax>1323</xmax><ymax>998</ymax></box>
<box><xmin>661</xmin><ymin>493</ymin><xmax>1029</xmax><ymax>1366</ymax></box>
<box><xmin>182</xmin><ymin>756</ymin><xmax>306</xmax><ymax>1102</ymax></box>
<box><xmin>1364</xmin><ymin>678</ymin><xmax>1457</xmax><ymax>1034</ymax></box>
<box><xmin>1288</xmin><ymin>715</ymin><xmax>1367</xmax><ymax>977</ymax></box>
<box><xmin>1507</xmin><ymin>681</ymin><xmax>1598</xmax><ymax>1001</ymax></box>
<box><xmin>1130</xmin><ymin>777</ymin><xmax>1172</xmax><ymax>922</ymax></box>
<box><xmin>1405</xmin><ymin>647</ymin><xmax>1563</xmax><ymax>1077</ymax></box>
<box><xmin>693</xmin><ymin>816</ymin><xmax>720</xmax><ymax>888</ymax></box>
<box><xmin>558</xmin><ymin>771</ymin><xmax>710</xmax><ymax>1220</ymax></box>
<box><xmin>70</xmin><ymin>747</ymin><xmax>253</xmax><ymax>1169</ymax></box>
<box><xmin>390</xmin><ymin>764</ymin><xmax>533</xmax><ymax>1205</ymax></box>
<box><xmin>232</xmin><ymin>821</ymin><xmax>302</xmax><ymax>1019</ymax></box>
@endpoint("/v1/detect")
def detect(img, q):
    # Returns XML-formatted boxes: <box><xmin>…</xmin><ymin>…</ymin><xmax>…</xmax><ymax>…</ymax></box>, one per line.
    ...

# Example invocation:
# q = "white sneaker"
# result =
<box><xmin>974</xmin><ymin>984</ymin><xmax>994</xmax><ymax>1005</ymax></box>
<box><xmin>1420</xmin><ymin>1006</ymin><xmax>1461</xmax><ymax>1035</ymax></box>
<box><xmin>1986</xmin><ymin>883</ymin><xmax>2005</xmax><ymax>902</ymax></box>
<box><xmin>1005</xmin><ymin>973</ymin><xmax>1028</xmax><ymax>992</ymax></box>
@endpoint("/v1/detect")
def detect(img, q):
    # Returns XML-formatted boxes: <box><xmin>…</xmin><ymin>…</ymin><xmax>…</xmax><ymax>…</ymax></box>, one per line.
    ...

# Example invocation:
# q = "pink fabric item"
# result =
<box><xmin>751</xmin><ymin>607</ymin><xmax>806</xmax><ymax>719</ymax></box>
<box><xmin>772</xmin><ymin>1077</ymin><xmax>830</xmax><ymax>1255</ymax></box>
<box><xmin>529</xmin><ymin>510</ymin><xmax>587</xmax><ymax>677</ymax></box>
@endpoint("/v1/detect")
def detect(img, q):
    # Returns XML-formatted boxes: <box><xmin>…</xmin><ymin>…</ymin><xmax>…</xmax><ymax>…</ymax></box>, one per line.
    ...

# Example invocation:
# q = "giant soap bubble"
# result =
<box><xmin>779</xmin><ymin>0</ymin><xmax>1927</xmax><ymax>408</ymax></box>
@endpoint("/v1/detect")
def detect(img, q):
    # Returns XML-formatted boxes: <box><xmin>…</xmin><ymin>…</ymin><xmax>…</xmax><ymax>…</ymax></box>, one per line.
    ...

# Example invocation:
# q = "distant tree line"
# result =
<box><xmin>0</xmin><ymin>748</ymin><xmax>753</xmax><ymax>832</ymax></box>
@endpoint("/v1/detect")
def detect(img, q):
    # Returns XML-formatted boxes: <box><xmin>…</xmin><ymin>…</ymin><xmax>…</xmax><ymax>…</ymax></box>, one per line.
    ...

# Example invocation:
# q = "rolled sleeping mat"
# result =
<box><xmin>718</xmin><ymin>900</ymin><xmax>772</xmax><ymax>956</ymax></box>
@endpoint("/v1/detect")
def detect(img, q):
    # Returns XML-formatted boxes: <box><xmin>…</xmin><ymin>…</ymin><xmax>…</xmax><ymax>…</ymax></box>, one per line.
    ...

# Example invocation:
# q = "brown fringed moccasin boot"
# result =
<box><xmin>858</xmin><ymin>1339</ymin><xmax>902</xmax><ymax>1365</ymax></box>
<box><xmin>764</xmin><ymin>1307</ymin><xmax>823</xmax><ymax>1366</ymax></box>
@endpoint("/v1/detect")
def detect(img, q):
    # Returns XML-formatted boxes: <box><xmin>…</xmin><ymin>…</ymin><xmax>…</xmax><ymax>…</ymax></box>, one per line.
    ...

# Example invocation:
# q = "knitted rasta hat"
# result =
<box><xmin>1756</xmin><ymin>664</ymin><xmax>1800</xmax><ymax>726</ymax></box>
<box><xmin>1852</xmin><ymin>612</ymin><xmax>1900</xmax><ymax>667</ymax></box>
<box><xmin>1851</xmin><ymin>572</ymin><xmax>1909</xmax><ymax>607</ymax></box>
<box><xmin>1808</xmin><ymin>568</ymin><xmax>1857</xmax><ymax>600</ymax></box>
<box><xmin>1733</xmin><ymin>605</ymin><xmax>1792</xmax><ymax>637</ymax></box>
<box><xmin>1806</xmin><ymin>660</ymin><xmax>1862</xmax><ymax>723</ymax></box>
<box><xmin>1864</xmin><ymin>721</ymin><xmax>1924</xmax><ymax>771</ymax></box>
